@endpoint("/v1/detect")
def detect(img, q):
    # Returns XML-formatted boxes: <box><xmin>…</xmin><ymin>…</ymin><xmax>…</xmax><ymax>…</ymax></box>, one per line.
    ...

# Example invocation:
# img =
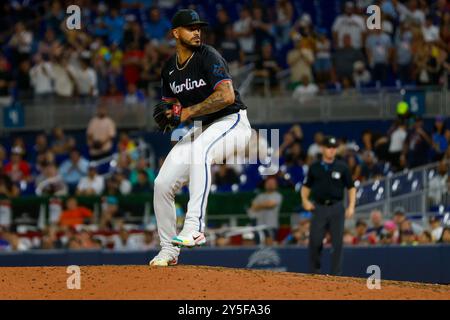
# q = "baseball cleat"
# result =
<box><xmin>171</xmin><ymin>230</ymin><xmax>206</xmax><ymax>248</ymax></box>
<box><xmin>149</xmin><ymin>255</ymin><xmax>178</xmax><ymax>267</ymax></box>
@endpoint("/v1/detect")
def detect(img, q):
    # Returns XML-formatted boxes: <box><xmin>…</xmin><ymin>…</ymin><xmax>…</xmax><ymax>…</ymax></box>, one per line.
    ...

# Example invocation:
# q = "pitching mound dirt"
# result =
<box><xmin>0</xmin><ymin>265</ymin><xmax>448</xmax><ymax>300</ymax></box>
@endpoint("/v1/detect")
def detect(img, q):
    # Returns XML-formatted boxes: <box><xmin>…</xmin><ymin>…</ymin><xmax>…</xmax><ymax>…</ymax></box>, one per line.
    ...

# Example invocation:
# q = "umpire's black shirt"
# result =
<box><xmin>161</xmin><ymin>44</ymin><xmax>246</xmax><ymax>126</ymax></box>
<box><xmin>303</xmin><ymin>159</ymin><xmax>354</xmax><ymax>203</ymax></box>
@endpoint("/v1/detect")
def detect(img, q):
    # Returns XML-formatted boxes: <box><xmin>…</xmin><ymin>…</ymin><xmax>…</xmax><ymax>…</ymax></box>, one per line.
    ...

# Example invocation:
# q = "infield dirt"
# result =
<box><xmin>0</xmin><ymin>265</ymin><xmax>449</xmax><ymax>299</ymax></box>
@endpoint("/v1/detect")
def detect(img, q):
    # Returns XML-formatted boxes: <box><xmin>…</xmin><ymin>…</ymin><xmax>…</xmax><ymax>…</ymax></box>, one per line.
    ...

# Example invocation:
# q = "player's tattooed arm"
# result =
<box><xmin>181</xmin><ymin>80</ymin><xmax>235</xmax><ymax>122</ymax></box>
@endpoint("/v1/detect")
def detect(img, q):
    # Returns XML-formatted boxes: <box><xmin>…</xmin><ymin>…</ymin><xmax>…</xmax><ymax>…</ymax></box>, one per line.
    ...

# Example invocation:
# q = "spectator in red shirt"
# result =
<box><xmin>3</xmin><ymin>147</ymin><xmax>31</xmax><ymax>183</ymax></box>
<box><xmin>59</xmin><ymin>197</ymin><xmax>93</xmax><ymax>228</ymax></box>
<box><xmin>353</xmin><ymin>219</ymin><xmax>377</xmax><ymax>245</ymax></box>
<box><xmin>122</xmin><ymin>42</ymin><xmax>144</xmax><ymax>86</ymax></box>
<box><xmin>343</xmin><ymin>229</ymin><xmax>355</xmax><ymax>245</ymax></box>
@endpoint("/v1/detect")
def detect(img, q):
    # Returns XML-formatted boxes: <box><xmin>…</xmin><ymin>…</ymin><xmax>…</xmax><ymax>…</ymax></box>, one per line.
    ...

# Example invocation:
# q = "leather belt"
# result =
<box><xmin>317</xmin><ymin>199</ymin><xmax>341</xmax><ymax>206</ymax></box>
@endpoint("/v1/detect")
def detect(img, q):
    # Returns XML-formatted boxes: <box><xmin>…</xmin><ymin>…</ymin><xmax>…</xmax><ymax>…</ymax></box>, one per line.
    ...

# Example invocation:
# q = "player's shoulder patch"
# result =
<box><xmin>200</xmin><ymin>45</ymin><xmax>228</xmax><ymax>79</ymax></box>
<box><xmin>212</xmin><ymin>63</ymin><xmax>227</xmax><ymax>79</ymax></box>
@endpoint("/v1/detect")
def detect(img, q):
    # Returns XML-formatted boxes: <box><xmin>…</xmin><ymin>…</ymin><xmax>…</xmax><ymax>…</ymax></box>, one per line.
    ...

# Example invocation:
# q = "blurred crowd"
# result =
<box><xmin>0</xmin><ymin>105</ymin><xmax>155</xmax><ymax>199</ymax></box>
<box><xmin>1</xmin><ymin>0</ymin><xmax>450</xmax><ymax>251</ymax></box>
<box><xmin>281</xmin><ymin>208</ymin><xmax>450</xmax><ymax>247</ymax></box>
<box><xmin>3</xmin><ymin>107</ymin><xmax>449</xmax><ymax>198</ymax></box>
<box><xmin>1</xmin><ymin>108</ymin><xmax>450</xmax><ymax>251</ymax></box>
<box><xmin>219</xmin><ymin>173</ymin><xmax>450</xmax><ymax>248</ymax></box>
<box><xmin>248</xmin><ymin>113</ymin><xmax>450</xmax><ymax>196</ymax></box>
<box><xmin>0</xmin><ymin>0</ymin><xmax>176</xmax><ymax>104</ymax></box>
<box><xmin>285</xmin><ymin>0</ymin><xmax>450</xmax><ymax>98</ymax></box>
<box><xmin>0</xmin><ymin>161</ymin><xmax>449</xmax><ymax>251</ymax></box>
<box><xmin>1</xmin><ymin>0</ymin><xmax>450</xmax><ymax>105</ymax></box>
<box><xmin>1</xmin><ymin>192</ymin><xmax>449</xmax><ymax>251</ymax></box>
<box><xmin>0</xmin><ymin>223</ymin><xmax>160</xmax><ymax>251</ymax></box>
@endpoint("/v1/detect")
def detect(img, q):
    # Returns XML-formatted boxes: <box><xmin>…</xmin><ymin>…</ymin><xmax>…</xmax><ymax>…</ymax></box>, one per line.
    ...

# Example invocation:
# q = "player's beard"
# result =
<box><xmin>180</xmin><ymin>36</ymin><xmax>201</xmax><ymax>51</ymax></box>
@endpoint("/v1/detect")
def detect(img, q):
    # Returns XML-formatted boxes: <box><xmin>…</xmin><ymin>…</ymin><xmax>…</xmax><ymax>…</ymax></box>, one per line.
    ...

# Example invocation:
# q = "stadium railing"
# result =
<box><xmin>3</xmin><ymin>160</ymin><xmax>450</xmax><ymax>232</ymax></box>
<box><xmin>1</xmin><ymin>86</ymin><xmax>448</xmax><ymax>132</ymax></box>
<box><xmin>354</xmin><ymin>160</ymin><xmax>450</xmax><ymax>226</ymax></box>
<box><xmin>0</xmin><ymin>190</ymin><xmax>300</xmax><ymax>230</ymax></box>
<box><xmin>207</xmin><ymin>225</ymin><xmax>274</xmax><ymax>247</ymax></box>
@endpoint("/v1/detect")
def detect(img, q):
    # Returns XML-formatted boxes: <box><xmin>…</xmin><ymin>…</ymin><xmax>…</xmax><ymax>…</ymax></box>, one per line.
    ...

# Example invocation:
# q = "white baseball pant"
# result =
<box><xmin>153</xmin><ymin>109</ymin><xmax>252</xmax><ymax>256</ymax></box>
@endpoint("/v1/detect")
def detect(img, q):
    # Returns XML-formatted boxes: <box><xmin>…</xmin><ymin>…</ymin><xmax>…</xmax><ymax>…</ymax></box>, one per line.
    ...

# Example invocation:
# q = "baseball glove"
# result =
<box><xmin>153</xmin><ymin>101</ymin><xmax>182</xmax><ymax>133</ymax></box>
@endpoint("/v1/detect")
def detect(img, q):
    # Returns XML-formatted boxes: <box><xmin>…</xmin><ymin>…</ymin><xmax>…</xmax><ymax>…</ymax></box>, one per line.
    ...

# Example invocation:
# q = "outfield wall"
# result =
<box><xmin>1</xmin><ymin>245</ymin><xmax>449</xmax><ymax>284</ymax></box>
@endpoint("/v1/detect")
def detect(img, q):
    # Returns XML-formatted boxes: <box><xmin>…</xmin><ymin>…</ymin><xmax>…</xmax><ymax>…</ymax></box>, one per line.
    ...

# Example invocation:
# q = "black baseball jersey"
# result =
<box><xmin>303</xmin><ymin>159</ymin><xmax>355</xmax><ymax>203</ymax></box>
<box><xmin>161</xmin><ymin>44</ymin><xmax>246</xmax><ymax>126</ymax></box>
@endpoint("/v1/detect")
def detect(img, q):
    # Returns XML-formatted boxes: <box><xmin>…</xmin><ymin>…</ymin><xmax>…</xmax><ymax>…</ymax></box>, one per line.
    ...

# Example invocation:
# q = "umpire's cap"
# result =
<box><xmin>171</xmin><ymin>9</ymin><xmax>208</xmax><ymax>29</ymax></box>
<box><xmin>322</xmin><ymin>135</ymin><xmax>338</xmax><ymax>148</ymax></box>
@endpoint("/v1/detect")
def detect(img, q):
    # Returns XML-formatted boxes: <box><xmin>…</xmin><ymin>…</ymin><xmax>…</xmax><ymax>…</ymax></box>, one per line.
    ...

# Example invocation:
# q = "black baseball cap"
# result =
<box><xmin>322</xmin><ymin>135</ymin><xmax>338</xmax><ymax>148</ymax></box>
<box><xmin>171</xmin><ymin>9</ymin><xmax>208</xmax><ymax>29</ymax></box>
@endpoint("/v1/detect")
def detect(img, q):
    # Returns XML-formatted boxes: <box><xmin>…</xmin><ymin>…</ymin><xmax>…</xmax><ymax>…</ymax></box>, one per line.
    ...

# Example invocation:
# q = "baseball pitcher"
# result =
<box><xmin>149</xmin><ymin>9</ymin><xmax>252</xmax><ymax>266</ymax></box>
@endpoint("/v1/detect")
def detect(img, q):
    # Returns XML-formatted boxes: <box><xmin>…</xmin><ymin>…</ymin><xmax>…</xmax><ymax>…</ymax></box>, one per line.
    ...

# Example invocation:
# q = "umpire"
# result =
<box><xmin>301</xmin><ymin>136</ymin><xmax>356</xmax><ymax>276</ymax></box>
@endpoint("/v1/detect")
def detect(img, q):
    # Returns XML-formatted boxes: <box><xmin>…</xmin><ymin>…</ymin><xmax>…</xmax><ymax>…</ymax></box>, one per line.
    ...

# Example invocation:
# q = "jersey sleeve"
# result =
<box><xmin>161</xmin><ymin>67</ymin><xmax>175</xmax><ymax>100</ymax></box>
<box><xmin>202</xmin><ymin>49</ymin><xmax>233</xmax><ymax>90</ymax></box>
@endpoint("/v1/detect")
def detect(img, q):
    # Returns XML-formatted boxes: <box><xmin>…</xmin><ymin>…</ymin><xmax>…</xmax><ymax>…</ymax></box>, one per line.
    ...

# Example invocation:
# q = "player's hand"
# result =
<box><xmin>166</xmin><ymin>106</ymin><xmax>190</xmax><ymax>122</ymax></box>
<box><xmin>303</xmin><ymin>200</ymin><xmax>315</xmax><ymax>212</ymax></box>
<box><xmin>154</xmin><ymin>101</ymin><xmax>182</xmax><ymax>132</ymax></box>
<box><xmin>345</xmin><ymin>206</ymin><xmax>355</xmax><ymax>219</ymax></box>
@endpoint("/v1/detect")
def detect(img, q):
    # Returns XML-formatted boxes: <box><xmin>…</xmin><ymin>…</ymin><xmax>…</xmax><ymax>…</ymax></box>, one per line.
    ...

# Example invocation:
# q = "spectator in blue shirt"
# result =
<box><xmin>51</xmin><ymin>127</ymin><xmax>76</xmax><ymax>163</ymax></box>
<box><xmin>122</xmin><ymin>0</ymin><xmax>153</xmax><ymax>9</ymax></box>
<box><xmin>394</xmin><ymin>22</ymin><xmax>414</xmax><ymax>86</ymax></box>
<box><xmin>124</xmin><ymin>83</ymin><xmax>146</xmax><ymax>105</ymax></box>
<box><xmin>431</xmin><ymin>116</ymin><xmax>449</xmax><ymax>161</ymax></box>
<box><xmin>365</xmin><ymin>28</ymin><xmax>393</xmax><ymax>87</ymax></box>
<box><xmin>0</xmin><ymin>238</ymin><xmax>10</xmax><ymax>251</ymax></box>
<box><xmin>406</xmin><ymin>117</ymin><xmax>432</xmax><ymax>168</ymax></box>
<box><xmin>92</xmin><ymin>5</ymin><xmax>109</xmax><ymax>39</ymax></box>
<box><xmin>105</xmin><ymin>8</ymin><xmax>126</xmax><ymax>45</ymax></box>
<box><xmin>143</xmin><ymin>7</ymin><xmax>171</xmax><ymax>43</ymax></box>
<box><xmin>59</xmin><ymin>149</ymin><xmax>89</xmax><ymax>193</ymax></box>
<box><xmin>360</xmin><ymin>150</ymin><xmax>383</xmax><ymax>182</ymax></box>
<box><xmin>381</xmin><ymin>0</ymin><xmax>398</xmax><ymax>20</ymax></box>
<box><xmin>0</xmin><ymin>226</ymin><xmax>13</xmax><ymax>251</ymax></box>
